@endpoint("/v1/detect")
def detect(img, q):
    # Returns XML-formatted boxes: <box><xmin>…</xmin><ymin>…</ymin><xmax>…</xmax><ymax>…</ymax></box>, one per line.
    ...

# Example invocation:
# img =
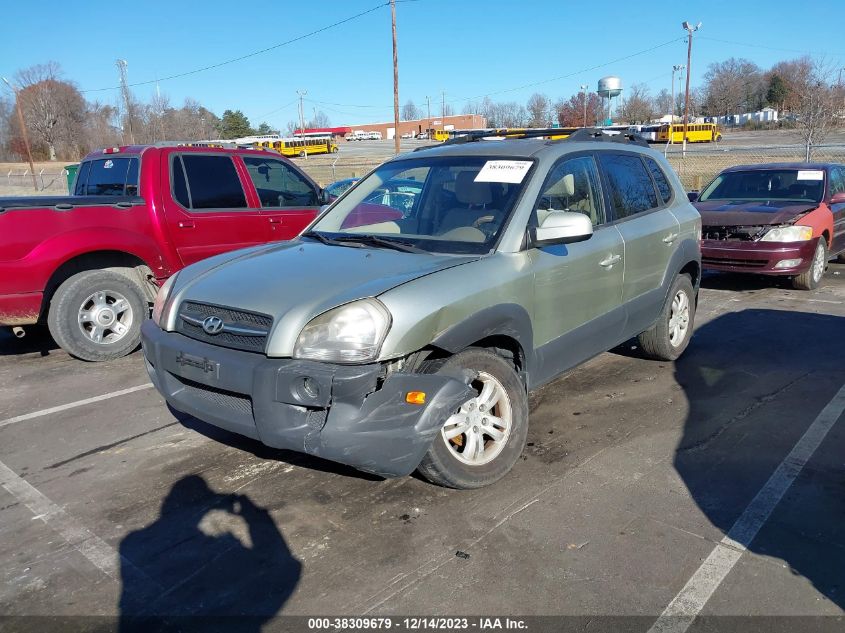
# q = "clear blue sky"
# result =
<box><xmin>2</xmin><ymin>0</ymin><xmax>843</xmax><ymax>130</ymax></box>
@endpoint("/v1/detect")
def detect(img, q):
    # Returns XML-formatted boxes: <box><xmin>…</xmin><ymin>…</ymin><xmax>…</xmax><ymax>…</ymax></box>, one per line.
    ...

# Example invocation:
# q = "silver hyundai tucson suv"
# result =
<box><xmin>142</xmin><ymin>128</ymin><xmax>701</xmax><ymax>489</ymax></box>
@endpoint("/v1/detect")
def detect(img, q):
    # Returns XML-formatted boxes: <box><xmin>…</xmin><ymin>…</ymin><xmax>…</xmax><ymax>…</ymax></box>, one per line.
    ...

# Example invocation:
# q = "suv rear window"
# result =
<box><xmin>74</xmin><ymin>157</ymin><xmax>139</xmax><ymax>196</ymax></box>
<box><xmin>598</xmin><ymin>153</ymin><xmax>659</xmax><ymax>219</ymax></box>
<box><xmin>176</xmin><ymin>155</ymin><xmax>248</xmax><ymax>210</ymax></box>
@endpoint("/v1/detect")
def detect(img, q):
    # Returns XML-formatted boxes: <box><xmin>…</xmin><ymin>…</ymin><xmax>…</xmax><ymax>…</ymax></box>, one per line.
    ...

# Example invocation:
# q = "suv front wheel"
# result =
<box><xmin>637</xmin><ymin>274</ymin><xmax>696</xmax><ymax>361</ymax></box>
<box><xmin>416</xmin><ymin>349</ymin><xmax>529</xmax><ymax>489</ymax></box>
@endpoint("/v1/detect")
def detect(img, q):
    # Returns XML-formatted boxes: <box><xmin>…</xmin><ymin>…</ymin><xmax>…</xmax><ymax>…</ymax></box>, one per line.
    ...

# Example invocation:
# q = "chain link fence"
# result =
<box><xmin>4</xmin><ymin>144</ymin><xmax>844</xmax><ymax>197</ymax></box>
<box><xmin>664</xmin><ymin>144</ymin><xmax>845</xmax><ymax>191</ymax></box>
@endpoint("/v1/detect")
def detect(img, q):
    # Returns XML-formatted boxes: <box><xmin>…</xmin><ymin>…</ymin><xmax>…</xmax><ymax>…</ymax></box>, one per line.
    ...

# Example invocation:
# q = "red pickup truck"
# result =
<box><xmin>1</xmin><ymin>144</ymin><xmax>325</xmax><ymax>360</ymax></box>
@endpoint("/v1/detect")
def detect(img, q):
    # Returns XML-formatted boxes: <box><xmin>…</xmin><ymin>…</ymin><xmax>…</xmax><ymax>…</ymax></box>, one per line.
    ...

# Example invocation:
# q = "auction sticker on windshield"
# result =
<box><xmin>474</xmin><ymin>160</ymin><xmax>533</xmax><ymax>184</ymax></box>
<box><xmin>797</xmin><ymin>170</ymin><xmax>824</xmax><ymax>180</ymax></box>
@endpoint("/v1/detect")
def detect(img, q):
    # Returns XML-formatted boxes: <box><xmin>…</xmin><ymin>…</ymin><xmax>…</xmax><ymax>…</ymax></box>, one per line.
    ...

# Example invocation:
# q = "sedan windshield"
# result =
<box><xmin>699</xmin><ymin>169</ymin><xmax>825</xmax><ymax>204</ymax></box>
<box><xmin>309</xmin><ymin>156</ymin><xmax>534</xmax><ymax>254</ymax></box>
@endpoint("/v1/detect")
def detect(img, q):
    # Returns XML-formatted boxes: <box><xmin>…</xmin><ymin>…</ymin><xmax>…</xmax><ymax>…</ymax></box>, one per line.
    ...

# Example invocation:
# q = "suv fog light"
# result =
<box><xmin>297</xmin><ymin>376</ymin><xmax>321</xmax><ymax>400</ymax></box>
<box><xmin>774</xmin><ymin>258</ymin><xmax>802</xmax><ymax>269</ymax></box>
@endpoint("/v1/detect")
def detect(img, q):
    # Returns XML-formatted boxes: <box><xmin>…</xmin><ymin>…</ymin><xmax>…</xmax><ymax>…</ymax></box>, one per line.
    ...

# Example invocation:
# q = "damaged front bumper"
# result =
<box><xmin>140</xmin><ymin>320</ymin><xmax>474</xmax><ymax>478</ymax></box>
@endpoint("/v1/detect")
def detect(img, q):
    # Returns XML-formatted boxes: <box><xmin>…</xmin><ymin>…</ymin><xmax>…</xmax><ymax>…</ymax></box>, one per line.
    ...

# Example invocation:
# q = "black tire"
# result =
<box><xmin>792</xmin><ymin>238</ymin><xmax>826</xmax><ymax>290</ymax></box>
<box><xmin>47</xmin><ymin>269</ymin><xmax>147</xmax><ymax>361</ymax></box>
<box><xmin>298</xmin><ymin>150</ymin><xmax>307</xmax><ymax>158</ymax></box>
<box><xmin>416</xmin><ymin>349</ymin><xmax>529</xmax><ymax>489</ymax></box>
<box><xmin>637</xmin><ymin>274</ymin><xmax>696</xmax><ymax>361</ymax></box>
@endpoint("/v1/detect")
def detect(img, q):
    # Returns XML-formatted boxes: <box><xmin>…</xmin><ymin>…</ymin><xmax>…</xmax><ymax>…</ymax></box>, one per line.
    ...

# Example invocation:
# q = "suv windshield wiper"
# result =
<box><xmin>301</xmin><ymin>230</ymin><xmax>363</xmax><ymax>248</ymax></box>
<box><xmin>334</xmin><ymin>234</ymin><xmax>428</xmax><ymax>254</ymax></box>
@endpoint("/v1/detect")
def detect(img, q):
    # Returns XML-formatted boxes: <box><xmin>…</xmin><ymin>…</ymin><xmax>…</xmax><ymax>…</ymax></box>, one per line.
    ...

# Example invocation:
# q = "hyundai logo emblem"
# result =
<box><xmin>202</xmin><ymin>316</ymin><xmax>225</xmax><ymax>335</ymax></box>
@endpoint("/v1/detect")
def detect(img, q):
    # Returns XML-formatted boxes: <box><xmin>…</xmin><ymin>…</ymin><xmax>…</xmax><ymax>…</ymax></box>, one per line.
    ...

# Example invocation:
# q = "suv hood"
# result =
<box><xmin>695</xmin><ymin>200</ymin><xmax>817</xmax><ymax>227</ymax></box>
<box><xmin>174</xmin><ymin>239</ymin><xmax>478</xmax><ymax>353</ymax></box>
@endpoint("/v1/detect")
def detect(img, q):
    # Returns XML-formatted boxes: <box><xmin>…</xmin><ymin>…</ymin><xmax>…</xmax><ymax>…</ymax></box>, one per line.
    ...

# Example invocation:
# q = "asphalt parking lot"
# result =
<box><xmin>1</xmin><ymin>264</ymin><xmax>844</xmax><ymax>631</ymax></box>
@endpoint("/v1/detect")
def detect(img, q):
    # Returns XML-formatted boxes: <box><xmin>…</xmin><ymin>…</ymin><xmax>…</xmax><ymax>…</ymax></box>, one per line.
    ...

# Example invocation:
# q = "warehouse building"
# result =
<box><xmin>297</xmin><ymin>113</ymin><xmax>487</xmax><ymax>140</ymax></box>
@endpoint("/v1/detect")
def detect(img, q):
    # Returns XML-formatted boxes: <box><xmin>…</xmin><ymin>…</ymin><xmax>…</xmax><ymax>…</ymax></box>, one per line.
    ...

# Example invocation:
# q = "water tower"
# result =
<box><xmin>597</xmin><ymin>76</ymin><xmax>623</xmax><ymax>126</ymax></box>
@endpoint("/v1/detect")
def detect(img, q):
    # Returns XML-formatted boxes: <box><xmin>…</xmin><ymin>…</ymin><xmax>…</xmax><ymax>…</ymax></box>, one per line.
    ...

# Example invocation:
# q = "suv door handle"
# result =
<box><xmin>178</xmin><ymin>221</ymin><xmax>195</xmax><ymax>229</ymax></box>
<box><xmin>268</xmin><ymin>217</ymin><xmax>282</xmax><ymax>224</ymax></box>
<box><xmin>599</xmin><ymin>254</ymin><xmax>622</xmax><ymax>268</ymax></box>
<box><xmin>662</xmin><ymin>232</ymin><xmax>679</xmax><ymax>244</ymax></box>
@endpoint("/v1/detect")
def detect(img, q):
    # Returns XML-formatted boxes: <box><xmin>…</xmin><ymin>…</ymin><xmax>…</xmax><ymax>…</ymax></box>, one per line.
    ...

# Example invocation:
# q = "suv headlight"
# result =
<box><xmin>294</xmin><ymin>299</ymin><xmax>391</xmax><ymax>364</ymax></box>
<box><xmin>759</xmin><ymin>225</ymin><xmax>813</xmax><ymax>242</ymax></box>
<box><xmin>151</xmin><ymin>273</ymin><xmax>178</xmax><ymax>326</ymax></box>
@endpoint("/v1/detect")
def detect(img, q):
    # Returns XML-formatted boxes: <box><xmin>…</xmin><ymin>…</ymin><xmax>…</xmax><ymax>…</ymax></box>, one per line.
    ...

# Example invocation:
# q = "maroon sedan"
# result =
<box><xmin>693</xmin><ymin>162</ymin><xmax>845</xmax><ymax>290</ymax></box>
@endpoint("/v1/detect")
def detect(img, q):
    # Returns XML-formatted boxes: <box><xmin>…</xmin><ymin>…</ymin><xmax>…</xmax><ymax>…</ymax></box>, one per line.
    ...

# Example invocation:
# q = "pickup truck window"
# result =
<box><xmin>243</xmin><ymin>156</ymin><xmax>318</xmax><ymax>208</ymax></box>
<box><xmin>179</xmin><ymin>155</ymin><xmax>248</xmax><ymax>210</ymax></box>
<box><xmin>74</xmin><ymin>157</ymin><xmax>139</xmax><ymax>196</ymax></box>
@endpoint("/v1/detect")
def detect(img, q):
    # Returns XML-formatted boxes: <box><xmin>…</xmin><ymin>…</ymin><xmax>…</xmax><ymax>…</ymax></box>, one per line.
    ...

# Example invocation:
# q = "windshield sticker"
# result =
<box><xmin>474</xmin><ymin>160</ymin><xmax>532</xmax><ymax>184</ymax></box>
<box><xmin>797</xmin><ymin>170</ymin><xmax>824</xmax><ymax>181</ymax></box>
<box><xmin>103</xmin><ymin>159</ymin><xmax>114</xmax><ymax>169</ymax></box>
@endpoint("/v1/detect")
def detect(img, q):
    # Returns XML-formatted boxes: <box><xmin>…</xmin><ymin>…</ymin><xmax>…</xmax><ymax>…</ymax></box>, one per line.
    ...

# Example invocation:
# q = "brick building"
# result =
<box><xmin>297</xmin><ymin>113</ymin><xmax>487</xmax><ymax>140</ymax></box>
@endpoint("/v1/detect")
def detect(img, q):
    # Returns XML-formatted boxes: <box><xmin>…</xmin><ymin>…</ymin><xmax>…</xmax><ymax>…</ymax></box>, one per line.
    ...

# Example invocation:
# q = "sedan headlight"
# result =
<box><xmin>151</xmin><ymin>273</ymin><xmax>178</xmax><ymax>326</ymax></box>
<box><xmin>759</xmin><ymin>225</ymin><xmax>813</xmax><ymax>242</ymax></box>
<box><xmin>294</xmin><ymin>299</ymin><xmax>391</xmax><ymax>364</ymax></box>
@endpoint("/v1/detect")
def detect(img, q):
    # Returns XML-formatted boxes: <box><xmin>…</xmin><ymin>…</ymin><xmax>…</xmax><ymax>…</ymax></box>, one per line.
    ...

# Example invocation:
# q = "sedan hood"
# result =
<box><xmin>172</xmin><ymin>239</ymin><xmax>478</xmax><ymax>355</ymax></box>
<box><xmin>695</xmin><ymin>200</ymin><xmax>817</xmax><ymax>227</ymax></box>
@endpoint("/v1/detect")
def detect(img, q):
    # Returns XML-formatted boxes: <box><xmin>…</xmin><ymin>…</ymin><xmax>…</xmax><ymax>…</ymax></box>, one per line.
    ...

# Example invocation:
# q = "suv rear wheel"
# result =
<box><xmin>47</xmin><ymin>270</ymin><xmax>147</xmax><ymax>361</ymax></box>
<box><xmin>637</xmin><ymin>274</ymin><xmax>695</xmax><ymax>361</ymax></box>
<box><xmin>416</xmin><ymin>349</ymin><xmax>529</xmax><ymax>489</ymax></box>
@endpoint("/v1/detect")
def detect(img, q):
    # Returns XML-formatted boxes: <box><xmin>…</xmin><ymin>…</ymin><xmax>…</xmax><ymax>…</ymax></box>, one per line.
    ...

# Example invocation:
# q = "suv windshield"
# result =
<box><xmin>309</xmin><ymin>156</ymin><xmax>534</xmax><ymax>254</ymax></box>
<box><xmin>699</xmin><ymin>169</ymin><xmax>825</xmax><ymax>204</ymax></box>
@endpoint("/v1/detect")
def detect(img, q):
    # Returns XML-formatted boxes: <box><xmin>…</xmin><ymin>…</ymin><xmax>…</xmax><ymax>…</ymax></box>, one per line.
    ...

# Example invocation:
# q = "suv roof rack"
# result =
<box><xmin>426</xmin><ymin>127</ymin><xmax>649</xmax><ymax>149</ymax></box>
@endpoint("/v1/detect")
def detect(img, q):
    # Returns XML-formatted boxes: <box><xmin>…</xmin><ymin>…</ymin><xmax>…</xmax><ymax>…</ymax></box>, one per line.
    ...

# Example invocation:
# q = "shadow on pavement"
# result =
<box><xmin>673</xmin><ymin>308</ymin><xmax>845</xmax><ymax>611</ymax></box>
<box><xmin>0</xmin><ymin>324</ymin><xmax>59</xmax><ymax>357</ymax></box>
<box><xmin>118</xmin><ymin>474</ymin><xmax>301</xmax><ymax>632</ymax></box>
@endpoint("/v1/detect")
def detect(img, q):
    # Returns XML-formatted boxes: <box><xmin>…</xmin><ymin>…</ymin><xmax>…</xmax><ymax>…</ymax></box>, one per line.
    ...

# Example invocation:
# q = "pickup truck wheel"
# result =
<box><xmin>47</xmin><ymin>270</ymin><xmax>146</xmax><ymax>361</ymax></box>
<box><xmin>416</xmin><ymin>349</ymin><xmax>528</xmax><ymax>489</ymax></box>
<box><xmin>792</xmin><ymin>239</ymin><xmax>826</xmax><ymax>290</ymax></box>
<box><xmin>637</xmin><ymin>274</ymin><xmax>695</xmax><ymax>361</ymax></box>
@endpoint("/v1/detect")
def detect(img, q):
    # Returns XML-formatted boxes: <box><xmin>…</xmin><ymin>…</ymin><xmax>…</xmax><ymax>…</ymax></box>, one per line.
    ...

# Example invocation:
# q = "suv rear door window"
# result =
<box><xmin>242</xmin><ymin>156</ymin><xmax>317</xmax><ymax>207</ymax></box>
<box><xmin>598</xmin><ymin>153</ymin><xmax>659</xmax><ymax>219</ymax></box>
<box><xmin>74</xmin><ymin>157</ymin><xmax>139</xmax><ymax>196</ymax></box>
<box><xmin>180</xmin><ymin>155</ymin><xmax>247</xmax><ymax>209</ymax></box>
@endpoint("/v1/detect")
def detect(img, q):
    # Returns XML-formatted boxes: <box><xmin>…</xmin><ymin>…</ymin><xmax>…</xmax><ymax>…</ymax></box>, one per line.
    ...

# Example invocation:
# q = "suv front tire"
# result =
<box><xmin>417</xmin><ymin>349</ymin><xmax>529</xmax><ymax>489</ymax></box>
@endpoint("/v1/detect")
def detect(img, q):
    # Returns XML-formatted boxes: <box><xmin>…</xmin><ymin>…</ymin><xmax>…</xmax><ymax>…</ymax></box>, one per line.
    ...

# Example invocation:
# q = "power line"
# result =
<box><xmin>80</xmin><ymin>2</ymin><xmax>390</xmax><ymax>93</ymax></box>
<box><xmin>698</xmin><ymin>36</ymin><xmax>844</xmax><ymax>59</ymax></box>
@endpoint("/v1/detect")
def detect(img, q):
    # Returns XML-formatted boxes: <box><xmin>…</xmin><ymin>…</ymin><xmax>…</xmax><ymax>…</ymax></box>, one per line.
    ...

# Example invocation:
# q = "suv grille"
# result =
<box><xmin>171</xmin><ymin>373</ymin><xmax>253</xmax><ymax>417</ymax></box>
<box><xmin>176</xmin><ymin>301</ymin><xmax>272</xmax><ymax>353</ymax></box>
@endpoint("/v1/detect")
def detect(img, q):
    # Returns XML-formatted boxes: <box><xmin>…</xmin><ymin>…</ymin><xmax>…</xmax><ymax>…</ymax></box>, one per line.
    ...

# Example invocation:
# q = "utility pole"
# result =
<box><xmin>580</xmin><ymin>84</ymin><xmax>588</xmax><ymax>127</ymax></box>
<box><xmin>296</xmin><ymin>89</ymin><xmax>307</xmax><ymax>135</ymax></box>
<box><xmin>681</xmin><ymin>21</ymin><xmax>701</xmax><ymax>150</ymax></box>
<box><xmin>2</xmin><ymin>77</ymin><xmax>37</xmax><ymax>189</ymax></box>
<box><xmin>115</xmin><ymin>60</ymin><xmax>134</xmax><ymax>144</ymax></box>
<box><xmin>390</xmin><ymin>0</ymin><xmax>400</xmax><ymax>154</ymax></box>
<box><xmin>426</xmin><ymin>95</ymin><xmax>431</xmax><ymax>134</ymax></box>
<box><xmin>441</xmin><ymin>91</ymin><xmax>446</xmax><ymax>120</ymax></box>
<box><xmin>670</xmin><ymin>64</ymin><xmax>685</xmax><ymax>145</ymax></box>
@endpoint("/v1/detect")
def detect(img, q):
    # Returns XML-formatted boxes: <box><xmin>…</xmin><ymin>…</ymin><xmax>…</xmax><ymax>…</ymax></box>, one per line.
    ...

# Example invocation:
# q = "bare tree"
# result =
<box><xmin>14</xmin><ymin>62</ymin><xmax>86</xmax><ymax>160</ymax></box>
<box><xmin>307</xmin><ymin>110</ymin><xmax>330</xmax><ymax>128</ymax></box>
<box><xmin>526</xmin><ymin>93</ymin><xmax>551</xmax><ymax>127</ymax></box>
<box><xmin>401</xmin><ymin>100</ymin><xmax>419</xmax><ymax>121</ymax></box>
<box><xmin>620</xmin><ymin>83</ymin><xmax>654</xmax><ymax>123</ymax></box>
<box><xmin>654</xmin><ymin>89</ymin><xmax>673</xmax><ymax>118</ymax></box>
<box><xmin>702</xmin><ymin>58</ymin><xmax>763</xmax><ymax>117</ymax></box>
<box><xmin>794</xmin><ymin>62</ymin><xmax>841</xmax><ymax>160</ymax></box>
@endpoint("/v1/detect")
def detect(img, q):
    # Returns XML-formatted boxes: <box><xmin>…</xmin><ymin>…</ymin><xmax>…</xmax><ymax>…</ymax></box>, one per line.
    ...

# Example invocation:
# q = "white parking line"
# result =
<box><xmin>648</xmin><ymin>381</ymin><xmax>845</xmax><ymax>633</ymax></box>
<box><xmin>0</xmin><ymin>383</ymin><xmax>153</xmax><ymax>429</ymax></box>
<box><xmin>0</xmin><ymin>459</ymin><xmax>120</xmax><ymax>578</ymax></box>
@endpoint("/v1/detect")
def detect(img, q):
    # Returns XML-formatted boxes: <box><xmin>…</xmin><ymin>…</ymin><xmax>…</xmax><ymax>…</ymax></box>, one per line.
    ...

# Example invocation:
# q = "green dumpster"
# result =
<box><xmin>64</xmin><ymin>164</ymin><xmax>79</xmax><ymax>194</ymax></box>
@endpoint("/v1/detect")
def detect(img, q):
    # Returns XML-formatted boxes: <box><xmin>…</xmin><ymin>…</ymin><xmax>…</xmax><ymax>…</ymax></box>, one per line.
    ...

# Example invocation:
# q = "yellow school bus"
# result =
<box><xmin>657</xmin><ymin>123</ymin><xmax>722</xmax><ymax>143</ymax></box>
<box><xmin>256</xmin><ymin>136</ymin><xmax>339</xmax><ymax>157</ymax></box>
<box><xmin>429</xmin><ymin>129</ymin><xmax>450</xmax><ymax>142</ymax></box>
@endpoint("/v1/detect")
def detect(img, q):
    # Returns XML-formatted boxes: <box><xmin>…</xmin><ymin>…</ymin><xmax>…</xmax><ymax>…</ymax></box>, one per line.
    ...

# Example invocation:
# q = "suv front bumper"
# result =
<box><xmin>141</xmin><ymin>320</ymin><xmax>474</xmax><ymax>478</ymax></box>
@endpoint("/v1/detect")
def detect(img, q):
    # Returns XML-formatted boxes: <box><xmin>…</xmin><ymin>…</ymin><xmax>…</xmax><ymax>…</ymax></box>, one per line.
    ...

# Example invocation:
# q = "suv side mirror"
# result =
<box><xmin>531</xmin><ymin>211</ymin><xmax>593</xmax><ymax>247</ymax></box>
<box><xmin>830</xmin><ymin>191</ymin><xmax>845</xmax><ymax>204</ymax></box>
